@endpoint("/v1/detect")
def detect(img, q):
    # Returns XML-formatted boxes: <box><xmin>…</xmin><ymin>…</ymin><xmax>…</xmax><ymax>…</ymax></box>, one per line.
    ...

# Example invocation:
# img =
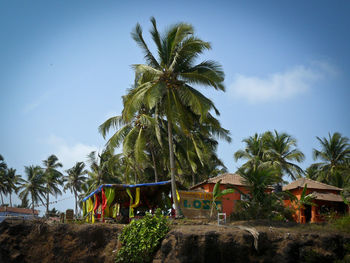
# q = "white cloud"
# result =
<box><xmin>229</xmin><ymin>62</ymin><xmax>337</xmax><ymax>103</ymax></box>
<box><xmin>46</xmin><ymin>135</ymin><xmax>99</xmax><ymax>169</ymax></box>
<box><xmin>22</xmin><ymin>90</ymin><xmax>51</xmax><ymax>114</ymax></box>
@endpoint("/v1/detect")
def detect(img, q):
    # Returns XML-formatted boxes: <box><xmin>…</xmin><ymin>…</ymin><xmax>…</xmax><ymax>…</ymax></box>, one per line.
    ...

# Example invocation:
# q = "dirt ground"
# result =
<box><xmin>0</xmin><ymin>218</ymin><xmax>349</xmax><ymax>263</ymax></box>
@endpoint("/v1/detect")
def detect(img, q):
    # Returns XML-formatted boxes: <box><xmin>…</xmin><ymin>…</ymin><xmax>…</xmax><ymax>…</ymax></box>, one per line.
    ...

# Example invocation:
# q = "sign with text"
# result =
<box><xmin>178</xmin><ymin>191</ymin><xmax>222</xmax><ymax>219</ymax></box>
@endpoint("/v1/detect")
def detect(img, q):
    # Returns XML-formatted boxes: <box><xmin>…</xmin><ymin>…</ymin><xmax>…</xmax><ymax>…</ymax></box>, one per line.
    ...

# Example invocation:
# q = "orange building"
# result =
<box><xmin>283</xmin><ymin>178</ymin><xmax>347</xmax><ymax>223</ymax></box>
<box><xmin>190</xmin><ymin>173</ymin><xmax>253</xmax><ymax>216</ymax></box>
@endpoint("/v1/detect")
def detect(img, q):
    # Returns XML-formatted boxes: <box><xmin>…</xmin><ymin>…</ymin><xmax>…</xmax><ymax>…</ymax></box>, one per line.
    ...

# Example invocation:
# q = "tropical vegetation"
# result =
<box><xmin>63</xmin><ymin>162</ymin><xmax>87</xmax><ymax>216</ymax></box>
<box><xmin>99</xmin><ymin>17</ymin><xmax>230</xmax><ymax>216</ymax></box>
<box><xmin>115</xmin><ymin>209</ymin><xmax>169</xmax><ymax>263</ymax></box>
<box><xmin>0</xmin><ymin>19</ymin><xmax>349</xmax><ymax>224</ymax></box>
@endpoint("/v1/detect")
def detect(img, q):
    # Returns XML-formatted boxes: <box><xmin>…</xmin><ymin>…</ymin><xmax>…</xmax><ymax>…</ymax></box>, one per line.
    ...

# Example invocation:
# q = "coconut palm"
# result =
<box><xmin>238</xmin><ymin>167</ymin><xmax>281</xmax><ymax>204</ymax></box>
<box><xmin>235</xmin><ymin>167</ymin><xmax>282</xmax><ymax>219</ymax></box>
<box><xmin>122</xmin><ymin>17</ymin><xmax>228</xmax><ymax>216</ymax></box>
<box><xmin>86</xmin><ymin>150</ymin><xmax>122</xmax><ymax>193</ymax></box>
<box><xmin>0</xmin><ymin>155</ymin><xmax>6</xmax><ymax>171</ymax></box>
<box><xmin>6</xmin><ymin>168</ymin><xmax>23</xmax><ymax>207</ymax></box>
<box><xmin>42</xmin><ymin>155</ymin><xmax>63</xmax><ymax>217</ymax></box>
<box><xmin>99</xmin><ymin>111</ymin><xmax>166</xmax><ymax>183</ymax></box>
<box><xmin>18</xmin><ymin>165</ymin><xmax>46</xmax><ymax>214</ymax></box>
<box><xmin>0</xmin><ymin>155</ymin><xmax>8</xmax><ymax>205</ymax></box>
<box><xmin>312</xmin><ymin>132</ymin><xmax>350</xmax><ymax>183</ymax></box>
<box><xmin>175</xmin><ymin>123</ymin><xmax>227</xmax><ymax>186</ymax></box>
<box><xmin>263</xmin><ymin>130</ymin><xmax>305</xmax><ymax>180</ymax></box>
<box><xmin>234</xmin><ymin>133</ymin><xmax>266</xmax><ymax>171</ymax></box>
<box><xmin>234</xmin><ymin>131</ymin><xmax>304</xmax><ymax>181</ymax></box>
<box><xmin>64</xmin><ymin>162</ymin><xmax>87</xmax><ymax>216</ymax></box>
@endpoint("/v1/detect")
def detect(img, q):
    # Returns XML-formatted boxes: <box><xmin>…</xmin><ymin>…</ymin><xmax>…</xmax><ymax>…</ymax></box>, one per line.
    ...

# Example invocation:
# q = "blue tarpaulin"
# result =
<box><xmin>82</xmin><ymin>180</ymin><xmax>171</xmax><ymax>202</ymax></box>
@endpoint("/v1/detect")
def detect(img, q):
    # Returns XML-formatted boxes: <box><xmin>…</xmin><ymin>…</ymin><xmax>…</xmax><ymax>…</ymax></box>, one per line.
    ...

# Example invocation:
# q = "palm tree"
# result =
<box><xmin>18</xmin><ymin>165</ymin><xmax>46</xmax><ymax>214</ymax></box>
<box><xmin>238</xmin><ymin>167</ymin><xmax>281</xmax><ymax>204</ymax></box>
<box><xmin>42</xmin><ymin>155</ymin><xmax>63</xmax><ymax>217</ymax></box>
<box><xmin>0</xmin><ymin>155</ymin><xmax>8</xmax><ymax>205</ymax></box>
<box><xmin>236</xmin><ymin>167</ymin><xmax>282</xmax><ymax>219</ymax></box>
<box><xmin>64</xmin><ymin>162</ymin><xmax>87</xmax><ymax>216</ymax></box>
<box><xmin>6</xmin><ymin>168</ymin><xmax>23</xmax><ymax>207</ymax></box>
<box><xmin>99</xmin><ymin>112</ymin><xmax>166</xmax><ymax>183</ymax></box>
<box><xmin>86</xmin><ymin>150</ymin><xmax>122</xmax><ymax>193</ymax></box>
<box><xmin>263</xmin><ymin>130</ymin><xmax>305</xmax><ymax>181</ymax></box>
<box><xmin>234</xmin><ymin>131</ymin><xmax>304</xmax><ymax>181</ymax></box>
<box><xmin>312</xmin><ymin>132</ymin><xmax>350</xmax><ymax>183</ymax></box>
<box><xmin>234</xmin><ymin>133</ymin><xmax>266</xmax><ymax>171</ymax></box>
<box><xmin>122</xmin><ymin>18</ymin><xmax>227</xmax><ymax>216</ymax></box>
<box><xmin>0</xmin><ymin>155</ymin><xmax>6</xmax><ymax>171</ymax></box>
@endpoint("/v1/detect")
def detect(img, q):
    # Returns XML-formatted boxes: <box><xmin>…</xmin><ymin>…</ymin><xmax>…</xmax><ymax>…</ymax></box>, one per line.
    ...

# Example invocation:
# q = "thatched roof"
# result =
<box><xmin>283</xmin><ymin>178</ymin><xmax>342</xmax><ymax>191</ymax></box>
<box><xmin>311</xmin><ymin>192</ymin><xmax>344</xmax><ymax>202</ymax></box>
<box><xmin>190</xmin><ymin>173</ymin><xmax>246</xmax><ymax>190</ymax></box>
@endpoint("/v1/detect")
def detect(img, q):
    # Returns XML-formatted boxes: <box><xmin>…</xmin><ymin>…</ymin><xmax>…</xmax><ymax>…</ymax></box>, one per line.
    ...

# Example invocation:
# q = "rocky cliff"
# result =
<box><xmin>0</xmin><ymin>219</ymin><xmax>349</xmax><ymax>263</ymax></box>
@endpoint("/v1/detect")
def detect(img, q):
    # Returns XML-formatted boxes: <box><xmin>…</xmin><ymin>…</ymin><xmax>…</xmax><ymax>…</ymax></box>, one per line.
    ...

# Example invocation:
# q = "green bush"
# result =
<box><xmin>230</xmin><ymin>197</ymin><xmax>294</xmax><ymax>222</ymax></box>
<box><xmin>333</xmin><ymin>215</ymin><xmax>350</xmax><ymax>232</ymax></box>
<box><xmin>116</xmin><ymin>209</ymin><xmax>170</xmax><ymax>263</ymax></box>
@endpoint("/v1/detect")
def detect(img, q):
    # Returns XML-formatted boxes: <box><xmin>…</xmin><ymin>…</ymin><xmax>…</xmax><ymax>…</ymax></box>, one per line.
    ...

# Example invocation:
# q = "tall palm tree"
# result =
<box><xmin>42</xmin><ymin>155</ymin><xmax>63</xmax><ymax>217</ymax></box>
<box><xmin>64</xmin><ymin>162</ymin><xmax>87</xmax><ymax>216</ymax></box>
<box><xmin>312</xmin><ymin>132</ymin><xmax>350</xmax><ymax>183</ymax></box>
<box><xmin>18</xmin><ymin>165</ymin><xmax>46</xmax><ymax>214</ymax></box>
<box><xmin>6</xmin><ymin>168</ymin><xmax>23</xmax><ymax>207</ymax></box>
<box><xmin>122</xmin><ymin>18</ymin><xmax>227</xmax><ymax>216</ymax></box>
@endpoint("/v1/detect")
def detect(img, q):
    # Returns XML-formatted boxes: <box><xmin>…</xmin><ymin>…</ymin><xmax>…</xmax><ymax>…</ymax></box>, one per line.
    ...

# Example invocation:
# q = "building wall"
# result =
<box><xmin>283</xmin><ymin>188</ymin><xmax>343</xmax><ymax>223</ymax></box>
<box><xmin>193</xmin><ymin>183</ymin><xmax>250</xmax><ymax>216</ymax></box>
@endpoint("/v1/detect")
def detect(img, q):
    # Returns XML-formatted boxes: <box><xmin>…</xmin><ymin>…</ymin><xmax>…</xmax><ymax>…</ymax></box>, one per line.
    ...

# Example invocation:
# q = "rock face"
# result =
<box><xmin>0</xmin><ymin>219</ymin><xmax>122</xmax><ymax>263</ymax></box>
<box><xmin>153</xmin><ymin>225</ymin><xmax>350</xmax><ymax>263</ymax></box>
<box><xmin>0</xmin><ymin>220</ymin><xmax>349</xmax><ymax>263</ymax></box>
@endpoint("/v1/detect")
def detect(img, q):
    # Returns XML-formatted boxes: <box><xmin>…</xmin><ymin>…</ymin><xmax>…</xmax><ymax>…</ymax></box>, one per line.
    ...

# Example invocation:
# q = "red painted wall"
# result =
<box><xmin>193</xmin><ymin>183</ymin><xmax>250</xmax><ymax>216</ymax></box>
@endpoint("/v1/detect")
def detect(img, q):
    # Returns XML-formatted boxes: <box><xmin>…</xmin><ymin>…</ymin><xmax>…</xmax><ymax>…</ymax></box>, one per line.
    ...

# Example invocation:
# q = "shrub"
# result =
<box><xmin>230</xmin><ymin>197</ymin><xmax>294</xmax><ymax>222</ymax></box>
<box><xmin>116</xmin><ymin>209</ymin><xmax>169</xmax><ymax>263</ymax></box>
<box><xmin>333</xmin><ymin>215</ymin><xmax>350</xmax><ymax>233</ymax></box>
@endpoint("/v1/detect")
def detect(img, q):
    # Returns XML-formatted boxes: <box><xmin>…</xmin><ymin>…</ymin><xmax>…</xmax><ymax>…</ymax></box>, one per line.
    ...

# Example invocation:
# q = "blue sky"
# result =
<box><xmin>1</xmin><ymin>0</ymin><xmax>349</xmax><ymax>213</ymax></box>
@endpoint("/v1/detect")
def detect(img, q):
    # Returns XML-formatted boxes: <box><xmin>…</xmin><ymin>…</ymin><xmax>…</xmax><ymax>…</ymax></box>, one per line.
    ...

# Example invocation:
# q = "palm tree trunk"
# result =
<box><xmin>46</xmin><ymin>188</ymin><xmax>50</xmax><ymax>218</ymax></box>
<box><xmin>74</xmin><ymin>189</ymin><xmax>78</xmax><ymax>217</ymax></box>
<box><xmin>32</xmin><ymin>196</ymin><xmax>35</xmax><ymax>216</ymax></box>
<box><xmin>167</xmin><ymin>120</ymin><xmax>180</xmax><ymax>217</ymax></box>
<box><xmin>151</xmin><ymin>150</ymin><xmax>158</xmax><ymax>182</ymax></box>
<box><xmin>0</xmin><ymin>192</ymin><xmax>4</xmax><ymax>206</ymax></box>
<box><xmin>9</xmin><ymin>193</ymin><xmax>12</xmax><ymax>207</ymax></box>
<box><xmin>192</xmin><ymin>172</ymin><xmax>196</xmax><ymax>187</ymax></box>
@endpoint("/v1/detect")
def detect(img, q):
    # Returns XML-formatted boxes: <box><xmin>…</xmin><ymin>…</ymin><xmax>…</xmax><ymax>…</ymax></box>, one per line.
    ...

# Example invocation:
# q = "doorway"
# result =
<box><xmin>304</xmin><ymin>205</ymin><xmax>312</xmax><ymax>223</ymax></box>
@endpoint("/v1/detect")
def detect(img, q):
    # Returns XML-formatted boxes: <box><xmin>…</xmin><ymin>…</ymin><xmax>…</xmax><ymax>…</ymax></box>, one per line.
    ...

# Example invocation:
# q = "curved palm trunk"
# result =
<box><xmin>167</xmin><ymin>120</ymin><xmax>180</xmax><ymax>217</ymax></box>
<box><xmin>9</xmin><ymin>193</ymin><xmax>12</xmax><ymax>207</ymax></box>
